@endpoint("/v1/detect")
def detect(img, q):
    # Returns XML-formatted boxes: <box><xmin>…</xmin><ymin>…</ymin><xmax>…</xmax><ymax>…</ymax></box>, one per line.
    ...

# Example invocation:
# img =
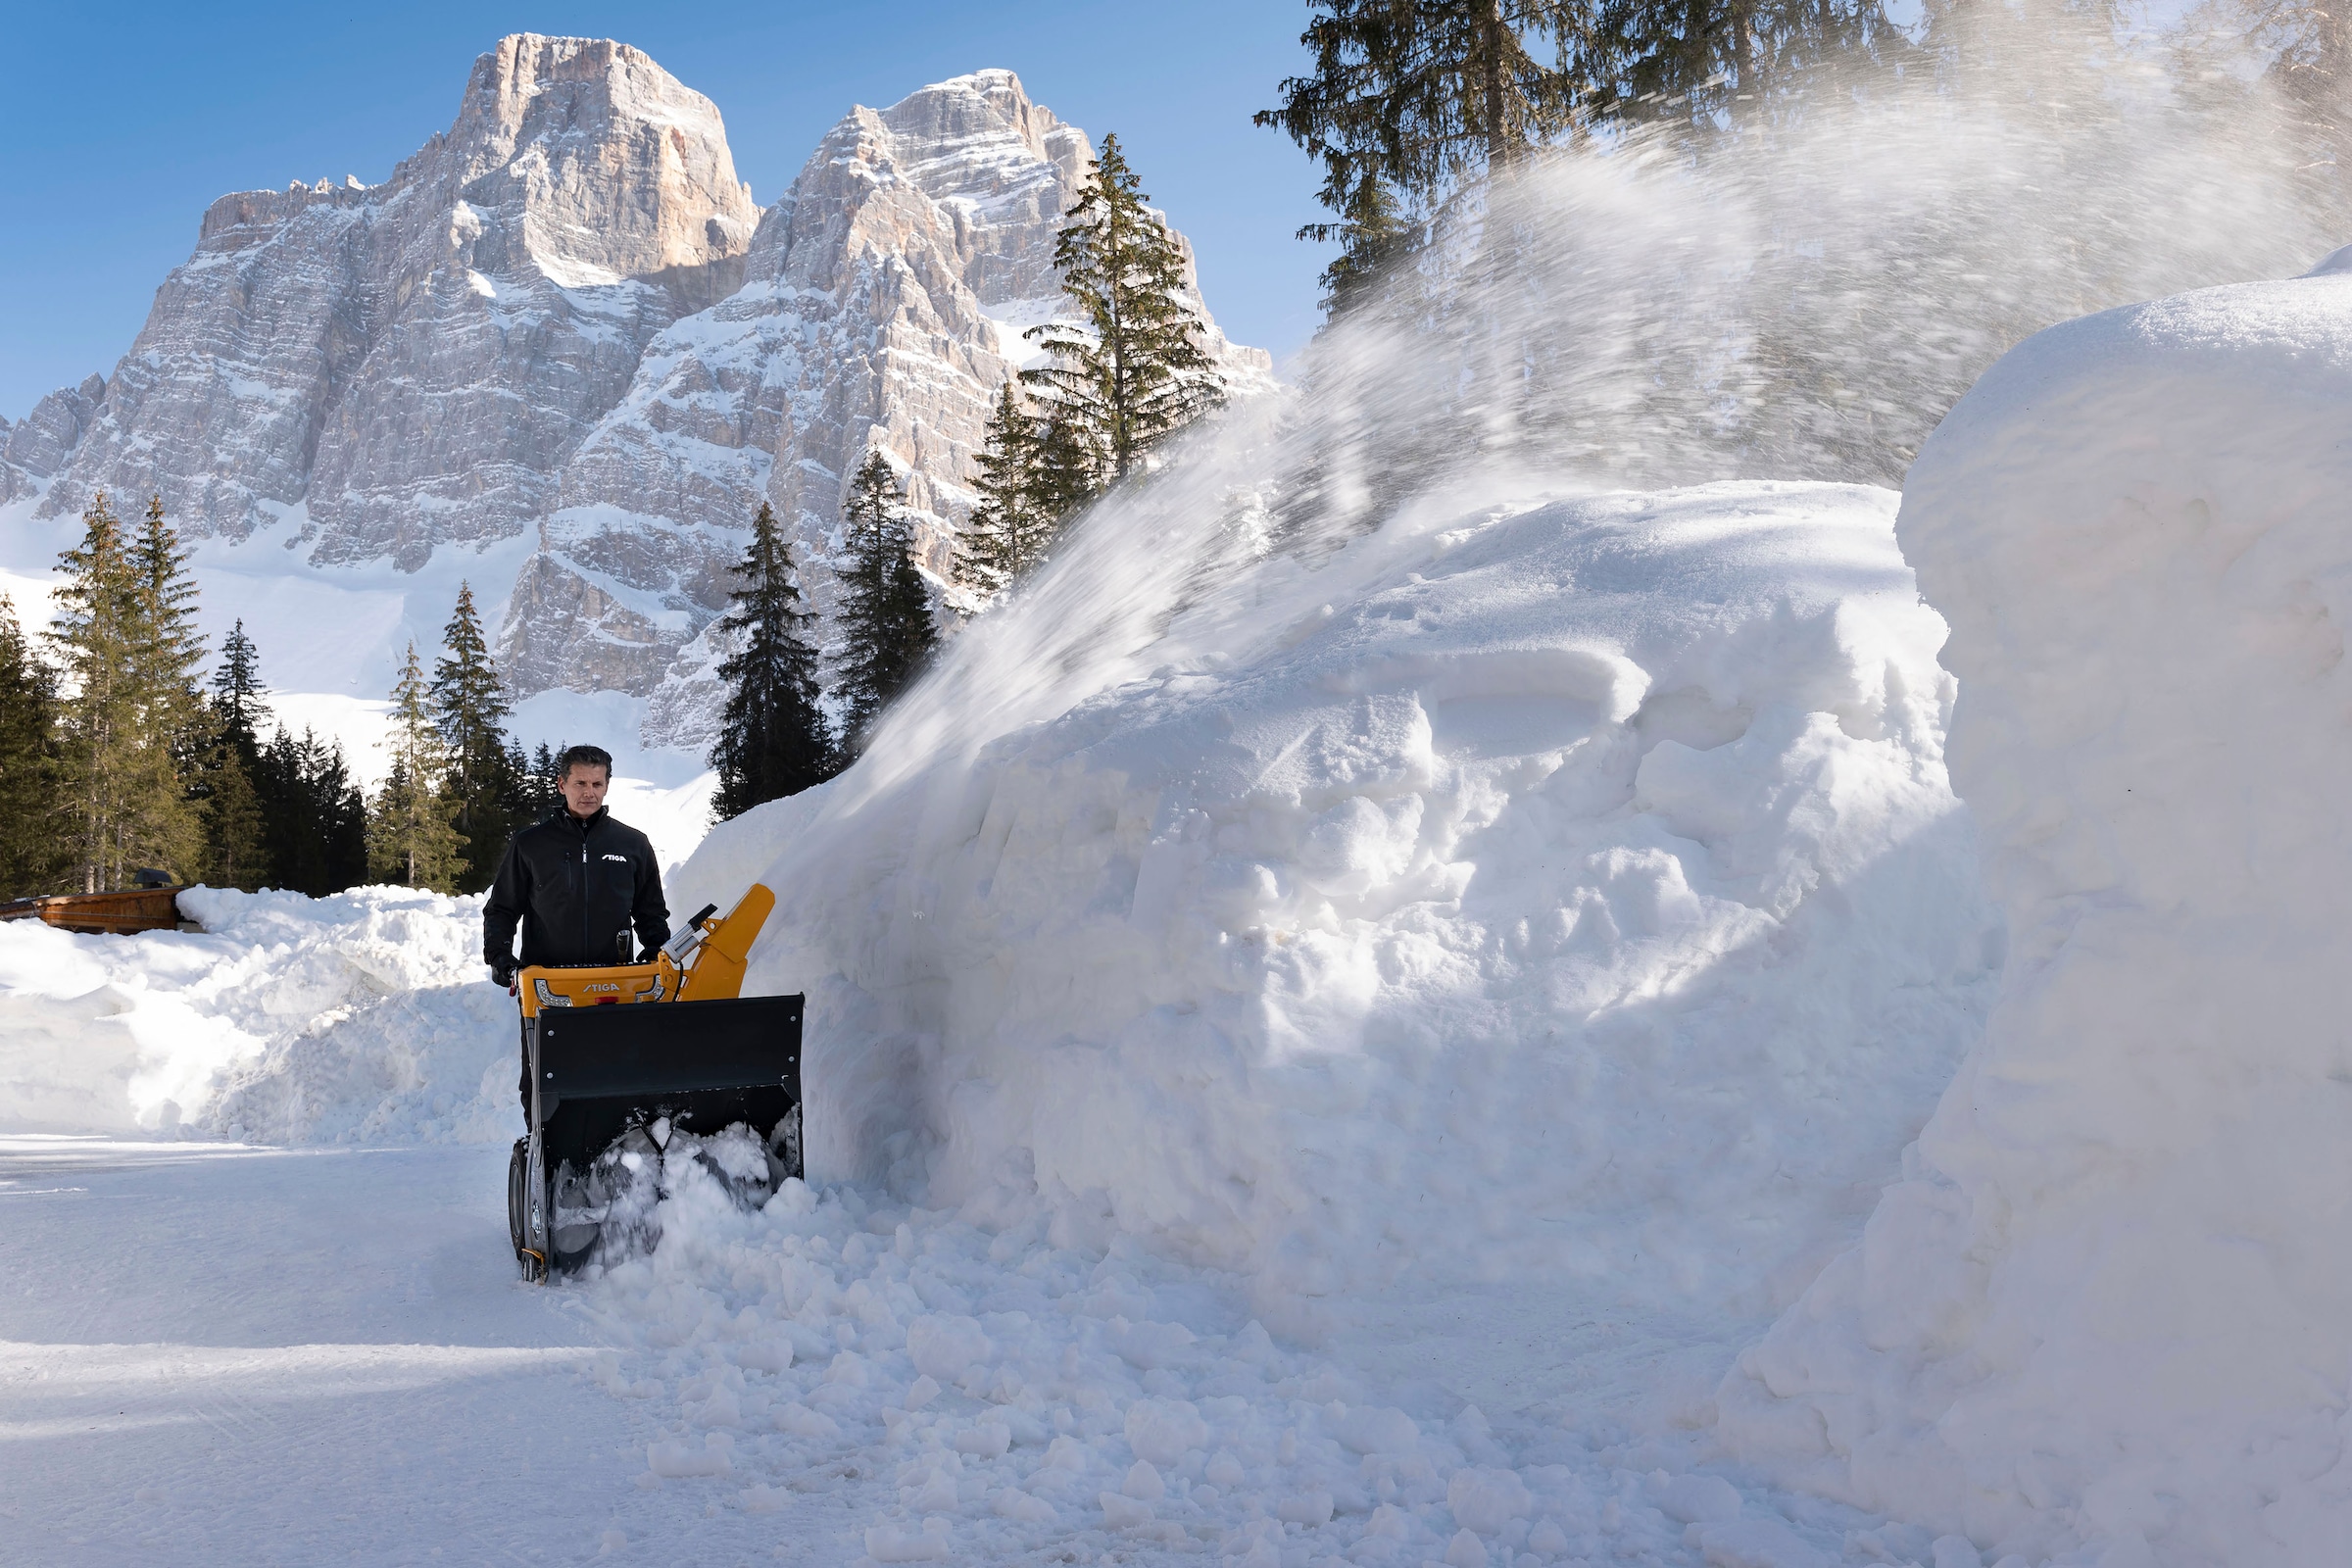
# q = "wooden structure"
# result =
<box><xmin>0</xmin><ymin>886</ymin><xmax>189</xmax><ymax>936</ymax></box>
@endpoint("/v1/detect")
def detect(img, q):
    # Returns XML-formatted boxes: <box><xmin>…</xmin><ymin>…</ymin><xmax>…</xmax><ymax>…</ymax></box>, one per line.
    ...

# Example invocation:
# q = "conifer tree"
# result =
<box><xmin>834</xmin><ymin>452</ymin><xmax>940</xmax><ymax>751</ymax></box>
<box><xmin>1024</xmin><ymin>134</ymin><xmax>1224</xmax><ymax>484</ymax></box>
<box><xmin>50</xmin><ymin>492</ymin><xmax>207</xmax><ymax>890</ymax></box>
<box><xmin>201</xmin><ymin>619</ymin><xmax>272</xmax><ymax>890</ymax></box>
<box><xmin>211</xmin><ymin>620</ymin><xmax>270</xmax><ymax>761</ymax></box>
<box><xmin>367</xmin><ymin>643</ymin><xmax>465</xmax><ymax>891</ymax></box>
<box><xmin>957</xmin><ymin>382</ymin><xmax>1060</xmax><ymax>597</ymax></box>
<box><xmin>429</xmin><ymin>583</ymin><xmax>518</xmax><ymax>891</ymax></box>
<box><xmin>0</xmin><ymin>595</ymin><xmax>67</xmax><ymax>895</ymax></box>
<box><xmin>1258</xmin><ymin>2</ymin><xmax>1592</xmax><ymax>196</ymax></box>
<box><xmin>520</xmin><ymin>741</ymin><xmax>564</xmax><ymax>820</ymax></box>
<box><xmin>258</xmin><ymin>727</ymin><xmax>368</xmax><ymax>896</ymax></box>
<box><xmin>710</xmin><ymin>501</ymin><xmax>835</xmax><ymax>820</ymax></box>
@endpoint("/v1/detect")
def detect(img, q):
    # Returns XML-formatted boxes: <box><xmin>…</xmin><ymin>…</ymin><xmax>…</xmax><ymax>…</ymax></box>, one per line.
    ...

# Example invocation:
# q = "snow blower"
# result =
<box><xmin>506</xmin><ymin>883</ymin><xmax>805</xmax><ymax>1281</ymax></box>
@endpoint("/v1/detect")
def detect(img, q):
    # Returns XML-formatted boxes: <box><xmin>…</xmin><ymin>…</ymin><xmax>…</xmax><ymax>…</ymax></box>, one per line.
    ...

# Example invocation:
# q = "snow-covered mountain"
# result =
<box><xmin>0</xmin><ymin>37</ymin><xmax>1264</xmax><ymax>760</ymax></box>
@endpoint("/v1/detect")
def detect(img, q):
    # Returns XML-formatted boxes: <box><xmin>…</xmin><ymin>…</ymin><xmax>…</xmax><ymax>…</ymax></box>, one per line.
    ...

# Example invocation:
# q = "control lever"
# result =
<box><xmin>659</xmin><ymin>904</ymin><xmax>722</xmax><ymax>966</ymax></box>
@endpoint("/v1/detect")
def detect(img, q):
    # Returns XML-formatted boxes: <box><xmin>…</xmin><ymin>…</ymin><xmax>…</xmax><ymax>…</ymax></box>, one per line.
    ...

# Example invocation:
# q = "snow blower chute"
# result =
<box><xmin>507</xmin><ymin>883</ymin><xmax>805</xmax><ymax>1281</ymax></box>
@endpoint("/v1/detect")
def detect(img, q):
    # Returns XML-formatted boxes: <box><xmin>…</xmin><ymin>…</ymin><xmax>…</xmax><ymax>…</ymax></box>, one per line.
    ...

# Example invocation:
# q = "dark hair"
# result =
<box><xmin>558</xmin><ymin>744</ymin><xmax>613</xmax><ymax>781</ymax></box>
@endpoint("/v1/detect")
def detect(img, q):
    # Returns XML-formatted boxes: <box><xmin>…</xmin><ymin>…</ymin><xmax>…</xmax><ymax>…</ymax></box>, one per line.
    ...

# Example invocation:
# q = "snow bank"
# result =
<box><xmin>0</xmin><ymin>886</ymin><xmax>512</xmax><ymax>1143</ymax></box>
<box><xmin>677</xmin><ymin>479</ymin><xmax>1998</xmax><ymax>1320</ymax></box>
<box><xmin>1717</xmin><ymin>275</ymin><xmax>2352</xmax><ymax>1564</ymax></box>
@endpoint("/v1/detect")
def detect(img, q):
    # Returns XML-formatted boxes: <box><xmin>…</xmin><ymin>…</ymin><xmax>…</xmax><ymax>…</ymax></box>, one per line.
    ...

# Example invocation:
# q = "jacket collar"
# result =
<box><xmin>558</xmin><ymin>806</ymin><xmax>609</xmax><ymax>834</ymax></box>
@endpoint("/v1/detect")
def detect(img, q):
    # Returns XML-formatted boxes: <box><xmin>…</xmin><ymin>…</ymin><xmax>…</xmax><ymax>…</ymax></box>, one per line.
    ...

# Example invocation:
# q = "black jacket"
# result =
<box><xmin>483</xmin><ymin>808</ymin><xmax>669</xmax><ymax>971</ymax></box>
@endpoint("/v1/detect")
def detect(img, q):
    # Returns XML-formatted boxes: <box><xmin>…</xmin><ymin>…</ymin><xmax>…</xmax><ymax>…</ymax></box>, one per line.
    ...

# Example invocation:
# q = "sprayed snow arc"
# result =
<box><xmin>1714</xmin><ymin>270</ymin><xmax>2352</xmax><ymax>1565</ymax></box>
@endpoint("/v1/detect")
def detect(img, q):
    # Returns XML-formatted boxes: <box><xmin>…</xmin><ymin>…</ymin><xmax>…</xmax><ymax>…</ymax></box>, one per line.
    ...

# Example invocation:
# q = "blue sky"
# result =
<box><xmin>0</xmin><ymin>1</ymin><xmax>1335</xmax><ymax>420</ymax></box>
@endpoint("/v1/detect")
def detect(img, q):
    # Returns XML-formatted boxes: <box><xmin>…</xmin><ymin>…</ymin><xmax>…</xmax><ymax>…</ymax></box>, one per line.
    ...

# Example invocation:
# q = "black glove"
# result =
<box><xmin>490</xmin><ymin>960</ymin><xmax>517</xmax><ymax>990</ymax></box>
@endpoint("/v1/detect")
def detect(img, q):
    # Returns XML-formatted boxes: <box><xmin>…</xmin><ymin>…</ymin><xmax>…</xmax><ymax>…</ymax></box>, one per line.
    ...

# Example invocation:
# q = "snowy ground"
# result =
<box><xmin>2</xmin><ymin>1131</ymin><xmax>1972</xmax><ymax>1568</ymax></box>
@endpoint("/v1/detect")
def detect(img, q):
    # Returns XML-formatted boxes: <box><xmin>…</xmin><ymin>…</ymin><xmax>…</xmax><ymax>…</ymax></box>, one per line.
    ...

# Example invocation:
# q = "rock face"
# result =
<box><xmin>12</xmin><ymin>43</ymin><xmax>1263</xmax><ymax>753</ymax></box>
<box><xmin>36</xmin><ymin>35</ymin><xmax>758</xmax><ymax>568</ymax></box>
<box><xmin>1</xmin><ymin>375</ymin><xmax>105</xmax><ymax>507</ymax></box>
<box><xmin>507</xmin><ymin>68</ymin><xmax>1270</xmax><ymax>745</ymax></box>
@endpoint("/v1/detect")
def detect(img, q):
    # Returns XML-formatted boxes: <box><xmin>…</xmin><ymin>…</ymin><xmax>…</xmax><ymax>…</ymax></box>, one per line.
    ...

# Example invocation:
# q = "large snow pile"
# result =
<box><xmin>1716</xmin><ymin>274</ymin><xmax>2352</xmax><ymax>1563</ymax></box>
<box><xmin>674</xmin><ymin>477</ymin><xmax>1999</xmax><ymax>1321</ymax></box>
<box><xmin>0</xmin><ymin>886</ymin><xmax>512</xmax><ymax>1143</ymax></box>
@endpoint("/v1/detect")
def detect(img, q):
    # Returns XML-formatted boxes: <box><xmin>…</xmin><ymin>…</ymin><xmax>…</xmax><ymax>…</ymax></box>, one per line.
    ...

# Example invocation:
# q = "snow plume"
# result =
<box><xmin>1716</xmin><ymin>272</ymin><xmax>2352</xmax><ymax>1564</ymax></box>
<box><xmin>1304</xmin><ymin>4</ymin><xmax>2342</xmax><ymax>500</ymax></box>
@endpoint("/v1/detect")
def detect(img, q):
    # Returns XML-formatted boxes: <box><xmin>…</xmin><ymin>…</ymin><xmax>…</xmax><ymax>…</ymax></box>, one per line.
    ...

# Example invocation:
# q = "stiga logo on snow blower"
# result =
<box><xmin>582</xmin><ymin>982</ymin><xmax>621</xmax><ymax>993</ymax></box>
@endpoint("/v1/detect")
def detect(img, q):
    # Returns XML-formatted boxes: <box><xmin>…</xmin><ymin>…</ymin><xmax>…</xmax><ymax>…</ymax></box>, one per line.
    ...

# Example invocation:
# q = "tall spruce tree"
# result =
<box><xmin>520</xmin><ymin>741</ymin><xmax>565</xmax><ymax>821</ymax></box>
<box><xmin>367</xmin><ymin>643</ymin><xmax>465</xmax><ymax>891</ymax></box>
<box><xmin>957</xmin><ymin>382</ymin><xmax>1060</xmax><ymax>597</ymax></box>
<box><xmin>1023</xmin><ymin>134</ymin><xmax>1224</xmax><ymax>484</ymax></box>
<box><xmin>834</xmin><ymin>452</ymin><xmax>940</xmax><ymax>751</ymax></box>
<box><xmin>50</xmin><ymin>492</ymin><xmax>208</xmax><ymax>891</ymax></box>
<box><xmin>1257</xmin><ymin>2</ymin><xmax>1594</xmax><ymax>263</ymax></box>
<box><xmin>429</xmin><ymin>583</ymin><xmax>518</xmax><ymax>891</ymax></box>
<box><xmin>0</xmin><ymin>595</ymin><xmax>66</xmax><ymax>895</ymax></box>
<box><xmin>201</xmin><ymin>619</ymin><xmax>271</xmax><ymax>890</ymax></box>
<box><xmin>710</xmin><ymin>501</ymin><xmax>835</xmax><ymax>820</ymax></box>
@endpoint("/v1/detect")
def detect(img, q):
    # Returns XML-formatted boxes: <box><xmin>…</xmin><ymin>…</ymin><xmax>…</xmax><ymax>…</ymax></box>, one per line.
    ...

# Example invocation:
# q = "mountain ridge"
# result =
<box><xmin>0</xmin><ymin>36</ymin><xmax>1265</xmax><ymax>754</ymax></box>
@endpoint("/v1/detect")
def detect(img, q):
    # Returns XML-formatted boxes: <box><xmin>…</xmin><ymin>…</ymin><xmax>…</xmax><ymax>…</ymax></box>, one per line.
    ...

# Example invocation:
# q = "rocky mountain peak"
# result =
<box><xmin>436</xmin><ymin>34</ymin><xmax>759</xmax><ymax>284</ymax></box>
<box><xmin>34</xmin><ymin>33</ymin><xmax>759</xmax><ymax>566</ymax></box>
<box><xmin>9</xmin><ymin>44</ymin><xmax>1265</xmax><ymax>754</ymax></box>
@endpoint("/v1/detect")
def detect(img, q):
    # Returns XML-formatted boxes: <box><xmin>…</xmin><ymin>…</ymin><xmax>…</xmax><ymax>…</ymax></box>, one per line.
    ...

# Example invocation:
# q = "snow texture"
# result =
<box><xmin>671</xmin><ymin>477</ymin><xmax>1998</xmax><ymax>1324</ymax></box>
<box><xmin>0</xmin><ymin>887</ymin><xmax>511</xmax><ymax>1144</ymax></box>
<box><xmin>1717</xmin><ymin>272</ymin><xmax>2352</xmax><ymax>1564</ymax></box>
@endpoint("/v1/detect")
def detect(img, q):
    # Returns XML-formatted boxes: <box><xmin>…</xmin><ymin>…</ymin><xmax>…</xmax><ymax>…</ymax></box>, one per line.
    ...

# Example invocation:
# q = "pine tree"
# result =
<box><xmin>710</xmin><ymin>501</ymin><xmax>835</xmax><ymax>820</ymax></box>
<box><xmin>0</xmin><ymin>595</ymin><xmax>67</xmax><ymax>895</ymax></box>
<box><xmin>130</xmin><ymin>495</ymin><xmax>211</xmax><ymax>884</ymax></box>
<box><xmin>834</xmin><ymin>452</ymin><xmax>940</xmax><ymax>752</ymax></box>
<box><xmin>520</xmin><ymin>741</ymin><xmax>565</xmax><ymax>820</ymax></box>
<box><xmin>1310</xmin><ymin>167</ymin><xmax>1421</xmax><ymax>318</ymax></box>
<box><xmin>203</xmin><ymin>743</ymin><xmax>269</xmax><ymax>890</ymax></box>
<box><xmin>201</xmin><ymin>619</ymin><xmax>272</xmax><ymax>890</ymax></box>
<box><xmin>367</xmin><ymin>642</ymin><xmax>465</xmax><ymax>891</ymax></box>
<box><xmin>957</xmin><ymin>381</ymin><xmax>1060</xmax><ymax>597</ymax></box>
<box><xmin>258</xmin><ymin>727</ymin><xmax>368</xmax><ymax>896</ymax></box>
<box><xmin>50</xmin><ymin>492</ymin><xmax>208</xmax><ymax>891</ymax></box>
<box><xmin>1256</xmin><ymin>3</ymin><xmax>1595</xmax><ymax>235</ymax></box>
<box><xmin>211</xmin><ymin>620</ymin><xmax>270</xmax><ymax>760</ymax></box>
<box><xmin>1023</xmin><ymin>134</ymin><xmax>1225</xmax><ymax>484</ymax></box>
<box><xmin>429</xmin><ymin>583</ymin><xmax>518</xmax><ymax>892</ymax></box>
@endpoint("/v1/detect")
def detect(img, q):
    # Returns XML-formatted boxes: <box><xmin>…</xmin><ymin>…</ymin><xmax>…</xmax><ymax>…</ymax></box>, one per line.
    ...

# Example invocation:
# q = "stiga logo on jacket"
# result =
<box><xmin>603</xmin><ymin>854</ymin><xmax>630</xmax><ymax>862</ymax></box>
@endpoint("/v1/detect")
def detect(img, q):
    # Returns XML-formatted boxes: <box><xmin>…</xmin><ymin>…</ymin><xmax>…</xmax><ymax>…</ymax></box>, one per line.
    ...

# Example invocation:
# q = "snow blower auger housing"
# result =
<box><xmin>507</xmin><ymin>884</ymin><xmax>805</xmax><ymax>1281</ymax></box>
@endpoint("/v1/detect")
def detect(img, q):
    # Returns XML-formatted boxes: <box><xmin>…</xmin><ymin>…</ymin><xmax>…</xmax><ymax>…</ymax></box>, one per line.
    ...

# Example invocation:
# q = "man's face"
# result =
<box><xmin>562</xmin><ymin>764</ymin><xmax>611</xmax><ymax>819</ymax></box>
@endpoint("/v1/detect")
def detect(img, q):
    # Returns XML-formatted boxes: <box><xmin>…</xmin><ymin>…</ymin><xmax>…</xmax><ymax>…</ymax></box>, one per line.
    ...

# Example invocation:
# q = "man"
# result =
<box><xmin>483</xmin><ymin>744</ymin><xmax>669</xmax><ymax>1107</ymax></box>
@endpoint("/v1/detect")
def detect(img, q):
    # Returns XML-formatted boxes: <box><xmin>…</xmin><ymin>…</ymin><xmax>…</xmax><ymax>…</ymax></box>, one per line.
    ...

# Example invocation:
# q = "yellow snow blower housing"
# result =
<box><xmin>515</xmin><ymin>881</ymin><xmax>775</xmax><ymax>1017</ymax></box>
<box><xmin>508</xmin><ymin>884</ymin><xmax>807</xmax><ymax>1282</ymax></box>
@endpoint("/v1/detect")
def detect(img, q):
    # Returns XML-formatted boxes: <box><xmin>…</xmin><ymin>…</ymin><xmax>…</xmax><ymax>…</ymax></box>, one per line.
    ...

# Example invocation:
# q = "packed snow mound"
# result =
<box><xmin>677</xmin><ymin>479</ymin><xmax>1999</xmax><ymax>1318</ymax></box>
<box><xmin>1717</xmin><ymin>275</ymin><xmax>2352</xmax><ymax>1564</ymax></box>
<box><xmin>0</xmin><ymin>886</ymin><xmax>512</xmax><ymax>1143</ymax></box>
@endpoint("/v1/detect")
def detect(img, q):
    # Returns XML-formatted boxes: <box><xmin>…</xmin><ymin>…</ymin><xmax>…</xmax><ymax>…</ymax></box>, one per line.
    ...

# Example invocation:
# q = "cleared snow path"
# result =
<box><xmin>0</xmin><ymin>1137</ymin><xmax>868</xmax><ymax>1565</ymax></box>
